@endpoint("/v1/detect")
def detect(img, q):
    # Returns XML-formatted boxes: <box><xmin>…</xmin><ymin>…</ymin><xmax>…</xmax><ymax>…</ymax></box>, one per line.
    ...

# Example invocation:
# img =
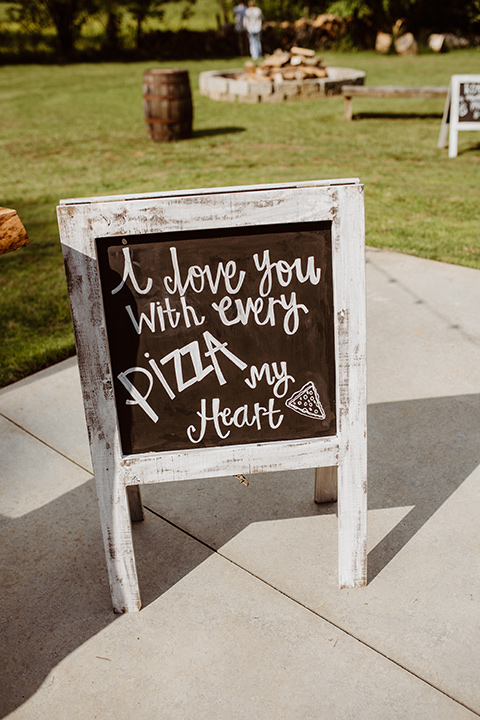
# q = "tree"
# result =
<box><xmin>405</xmin><ymin>0</ymin><xmax>480</xmax><ymax>34</ymax></box>
<box><xmin>103</xmin><ymin>0</ymin><xmax>123</xmax><ymax>51</ymax></box>
<box><xmin>326</xmin><ymin>0</ymin><xmax>480</xmax><ymax>34</ymax></box>
<box><xmin>125</xmin><ymin>0</ymin><xmax>167</xmax><ymax>48</ymax></box>
<box><xmin>10</xmin><ymin>0</ymin><xmax>102</xmax><ymax>58</ymax></box>
<box><xmin>121</xmin><ymin>0</ymin><xmax>196</xmax><ymax>50</ymax></box>
<box><xmin>260</xmin><ymin>0</ymin><xmax>330</xmax><ymax>22</ymax></box>
<box><xmin>326</xmin><ymin>0</ymin><xmax>403</xmax><ymax>33</ymax></box>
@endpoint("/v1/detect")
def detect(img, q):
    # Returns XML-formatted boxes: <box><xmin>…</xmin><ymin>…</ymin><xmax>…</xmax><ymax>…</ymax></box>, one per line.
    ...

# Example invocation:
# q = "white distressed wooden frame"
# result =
<box><xmin>57</xmin><ymin>179</ymin><xmax>367</xmax><ymax>613</ymax></box>
<box><xmin>438</xmin><ymin>75</ymin><xmax>480</xmax><ymax>158</ymax></box>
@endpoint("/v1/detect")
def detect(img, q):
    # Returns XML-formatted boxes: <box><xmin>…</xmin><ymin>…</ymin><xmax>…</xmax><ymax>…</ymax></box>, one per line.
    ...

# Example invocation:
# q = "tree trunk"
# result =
<box><xmin>217</xmin><ymin>0</ymin><xmax>229</xmax><ymax>25</ymax></box>
<box><xmin>105</xmin><ymin>10</ymin><xmax>121</xmax><ymax>51</ymax></box>
<box><xmin>136</xmin><ymin>17</ymin><xmax>142</xmax><ymax>49</ymax></box>
<box><xmin>47</xmin><ymin>3</ymin><xmax>77</xmax><ymax>59</ymax></box>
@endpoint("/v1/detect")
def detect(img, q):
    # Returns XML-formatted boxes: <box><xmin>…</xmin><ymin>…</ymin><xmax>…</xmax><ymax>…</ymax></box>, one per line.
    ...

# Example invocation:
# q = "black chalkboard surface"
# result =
<box><xmin>97</xmin><ymin>222</ymin><xmax>335</xmax><ymax>455</ymax></box>
<box><xmin>459</xmin><ymin>81</ymin><xmax>480</xmax><ymax>123</ymax></box>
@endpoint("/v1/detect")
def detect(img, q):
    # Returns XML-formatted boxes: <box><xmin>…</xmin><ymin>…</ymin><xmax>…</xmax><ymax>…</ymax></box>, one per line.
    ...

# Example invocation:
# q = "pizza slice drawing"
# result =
<box><xmin>285</xmin><ymin>381</ymin><xmax>326</xmax><ymax>421</ymax></box>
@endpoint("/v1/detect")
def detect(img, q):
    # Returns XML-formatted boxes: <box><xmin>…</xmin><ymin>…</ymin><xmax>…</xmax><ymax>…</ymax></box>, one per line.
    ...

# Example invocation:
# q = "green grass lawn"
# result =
<box><xmin>1</xmin><ymin>49</ymin><xmax>479</xmax><ymax>387</ymax></box>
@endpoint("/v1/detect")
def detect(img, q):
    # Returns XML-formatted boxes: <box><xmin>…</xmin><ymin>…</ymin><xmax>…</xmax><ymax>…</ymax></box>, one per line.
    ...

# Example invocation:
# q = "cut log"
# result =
<box><xmin>240</xmin><ymin>45</ymin><xmax>326</xmax><ymax>84</ymax></box>
<box><xmin>312</xmin><ymin>14</ymin><xmax>345</xmax><ymax>34</ymax></box>
<box><xmin>392</xmin><ymin>19</ymin><xmax>405</xmax><ymax>35</ymax></box>
<box><xmin>299</xmin><ymin>56</ymin><xmax>324</xmax><ymax>67</ymax></box>
<box><xmin>394</xmin><ymin>32</ymin><xmax>418</xmax><ymax>56</ymax></box>
<box><xmin>290</xmin><ymin>46</ymin><xmax>316</xmax><ymax>58</ymax></box>
<box><xmin>262</xmin><ymin>52</ymin><xmax>290</xmax><ymax>67</ymax></box>
<box><xmin>375</xmin><ymin>31</ymin><xmax>392</xmax><ymax>54</ymax></box>
<box><xmin>292</xmin><ymin>65</ymin><xmax>328</xmax><ymax>78</ymax></box>
<box><xmin>428</xmin><ymin>33</ymin><xmax>446</xmax><ymax>53</ymax></box>
<box><xmin>0</xmin><ymin>207</ymin><xmax>29</xmax><ymax>256</ymax></box>
<box><xmin>444</xmin><ymin>33</ymin><xmax>470</xmax><ymax>49</ymax></box>
<box><xmin>294</xmin><ymin>69</ymin><xmax>309</xmax><ymax>80</ymax></box>
<box><xmin>308</xmin><ymin>66</ymin><xmax>328</xmax><ymax>78</ymax></box>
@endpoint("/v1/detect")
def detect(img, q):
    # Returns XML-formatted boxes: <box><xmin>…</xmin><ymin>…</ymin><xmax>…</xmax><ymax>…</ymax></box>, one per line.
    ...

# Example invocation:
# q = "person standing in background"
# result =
<box><xmin>233</xmin><ymin>1</ymin><xmax>248</xmax><ymax>56</ymax></box>
<box><xmin>243</xmin><ymin>0</ymin><xmax>263</xmax><ymax>61</ymax></box>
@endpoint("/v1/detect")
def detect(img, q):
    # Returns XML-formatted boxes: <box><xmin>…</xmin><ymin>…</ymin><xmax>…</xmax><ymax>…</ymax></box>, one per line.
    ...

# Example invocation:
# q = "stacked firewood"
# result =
<box><xmin>239</xmin><ymin>46</ymin><xmax>327</xmax><ymax>83</ymax></box>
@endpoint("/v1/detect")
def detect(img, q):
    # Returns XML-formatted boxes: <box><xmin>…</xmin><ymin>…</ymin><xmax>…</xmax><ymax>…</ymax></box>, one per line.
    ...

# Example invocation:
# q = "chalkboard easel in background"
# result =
<box><xmin>57</xmin><ymin>180</ymin><xmax>367</xmax><ymax>613</ymax></box>
<box><xmin>438</xmin><ymin>74</ymin><xmax>480</xmax><ymax>157</ymax></box>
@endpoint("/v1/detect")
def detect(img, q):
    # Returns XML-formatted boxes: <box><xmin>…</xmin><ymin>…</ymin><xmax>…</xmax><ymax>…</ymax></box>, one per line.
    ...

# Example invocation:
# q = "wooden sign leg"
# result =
<box><xmin>344</xmin><ymin>95</ymin><xmax>353</xmax><ymax>121</ymax></box>
<box><xmin>438</xmin><ymin>84</ymin><xmax>451</xmax><ymax>149</ymax></box>
<box><xmin>96</xmin><ymin>471</ymin><xmax>142</xmax><ymax>613</ymax></box>
<box><xmin>448</xmin><ymin>122</ymin><xmax>458</xmax><ymax>158</ymax></box>
<box><xmin>314</xmin><ymin>466</ymin><xmax>337</xmax><ymax>503</ymax></box>
<box><xmin>333</xmin><ymin>181</ymin><xmax>367</xmax><ymax>588</ymax></box>
<box><xmin>337</xmin><ymin>444</ymin><xmax>367</xmax><ymax>588</ymax></box>
<box><xmin>127</xmin><ymin>485</ymin><xmax>145</xmax><ymax>522</ymax></box>
<box><xmin>438</xmin><ymin>120</ymin><xmax>449</xmax><ymax>149</ymax></box>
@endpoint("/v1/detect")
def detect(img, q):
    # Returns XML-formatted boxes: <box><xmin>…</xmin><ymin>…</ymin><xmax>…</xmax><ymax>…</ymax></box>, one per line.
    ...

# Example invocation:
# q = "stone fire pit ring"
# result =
<box><xmin>199</xmin><ymin>66</ymin><xmax>366</xmax><ymax>103</ymax></box>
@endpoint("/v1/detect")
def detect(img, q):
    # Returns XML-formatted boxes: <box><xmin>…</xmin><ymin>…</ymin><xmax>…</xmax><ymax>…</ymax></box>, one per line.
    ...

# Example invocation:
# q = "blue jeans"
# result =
<box><xmin>248</xmin><ymin>32</ymin><xmax>262</xmax><ymax>60</ymax></box>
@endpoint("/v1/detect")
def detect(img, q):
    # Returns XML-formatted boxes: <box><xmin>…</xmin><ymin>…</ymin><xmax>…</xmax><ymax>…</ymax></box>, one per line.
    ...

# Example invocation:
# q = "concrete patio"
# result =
<box><xmin>1</xmin><ymin>247</ymin><xmax>479</xmax><ymax>719</ymax></box>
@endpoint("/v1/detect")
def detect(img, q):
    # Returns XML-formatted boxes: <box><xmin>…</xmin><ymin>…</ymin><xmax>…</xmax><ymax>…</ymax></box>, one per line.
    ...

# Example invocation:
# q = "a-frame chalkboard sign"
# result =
<box><xmin>438</xmin><ymin>74</ymin><xmax>480</xmax><ymax>157</ymax></box>
<box><xmin>57</xmin><ymin>180</ymin><xmax>367</xmax><ymax>613</ymax></box>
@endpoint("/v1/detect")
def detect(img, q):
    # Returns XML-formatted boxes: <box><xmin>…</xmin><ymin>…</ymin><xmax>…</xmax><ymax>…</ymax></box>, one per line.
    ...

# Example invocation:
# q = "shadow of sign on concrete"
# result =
<box><xmin>139</xmin><ymin>393</ymin><xmax>480</xmax><ymax>583</ymax></box>
<box><xmin>366</xmin><ymin>393</ymin><xmax>480</xmax><ymax>581</ymax></box>
<box><xmin>1</xmin><ymin>392</ymin><xmax>479</xmax><ymax>715</ymax></box>
<box><xmin>0</xmin><ymin>476</ymin><xmax>213</xmax><ymax>718</ymax></box>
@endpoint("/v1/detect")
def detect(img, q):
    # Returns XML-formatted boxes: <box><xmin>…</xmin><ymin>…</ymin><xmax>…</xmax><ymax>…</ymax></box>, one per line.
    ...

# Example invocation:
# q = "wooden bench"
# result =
<box><xmin>342</xmin><ymin>85</ymin><xmax>448</xmax><ymax>120</ymax></box>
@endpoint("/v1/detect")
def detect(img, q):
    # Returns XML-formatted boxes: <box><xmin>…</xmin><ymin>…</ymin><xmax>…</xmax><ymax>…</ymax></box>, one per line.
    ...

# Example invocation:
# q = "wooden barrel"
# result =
<box><xmin>143</xmin><ymin>68</ymin><xmax>193</xmax><ymax>142</ymax></box>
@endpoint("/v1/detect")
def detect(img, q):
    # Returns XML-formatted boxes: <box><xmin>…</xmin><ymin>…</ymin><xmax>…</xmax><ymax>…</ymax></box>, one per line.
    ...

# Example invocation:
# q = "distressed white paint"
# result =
<box><xmin>57</xmin><ymin>179</ymin><xmax>367</xmax><ymax>612</ymax></box>
<box><xmin>332</xmin><ymin>183</ymin><xmax>367</xmax><ymax>587</ymax></box>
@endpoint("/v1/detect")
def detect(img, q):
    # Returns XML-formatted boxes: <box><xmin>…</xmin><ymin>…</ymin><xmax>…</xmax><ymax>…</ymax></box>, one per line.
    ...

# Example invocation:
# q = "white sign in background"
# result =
<box><xmin>438</xmin><ymin>74</ymin><xmax>480</xmax><ymax>157</ymax></box>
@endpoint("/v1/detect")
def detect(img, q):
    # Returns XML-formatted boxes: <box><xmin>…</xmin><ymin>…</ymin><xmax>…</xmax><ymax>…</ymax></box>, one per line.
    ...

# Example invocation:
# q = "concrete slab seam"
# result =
<box><xmin>0</xmin><ymin>411</ymin><xmax>94</xmax><ymax>477</ymax></box>
<box><xmin>144</xmin><ymin>504</ymin><xmax>480</xmax><ymax>718</ymax></box>
<box><xmin>366</xmin><ymin>255</ymin><xmax>480</xmax><ymax>349</ymax></box>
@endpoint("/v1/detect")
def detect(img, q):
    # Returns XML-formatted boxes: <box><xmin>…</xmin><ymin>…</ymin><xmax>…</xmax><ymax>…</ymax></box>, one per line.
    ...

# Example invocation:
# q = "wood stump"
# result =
<box><xmin>0</xmin><ymin>207</ymin><xmax>29</xmax><ymax>256</ymax></box>
<box><xmin>395</xmin><ymin>32</ymin><xmax>418</xmax><ymax>56</ymax></box>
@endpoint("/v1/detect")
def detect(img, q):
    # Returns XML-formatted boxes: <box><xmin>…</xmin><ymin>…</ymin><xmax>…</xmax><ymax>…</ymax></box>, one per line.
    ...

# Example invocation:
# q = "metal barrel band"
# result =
<box><xmin>143</xmin><ymin>79</ymin><xmax>188</xmax><ymax>86</ymax></box>
<box><xmin>145</xmin><ymin>117</ymin><xmax>190</xmax><ymax>125</ymax></box>
<box><xmin>143</xmin><ymin>94</ymin><xmax>190</xmax><ymax>101</ymax></box>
